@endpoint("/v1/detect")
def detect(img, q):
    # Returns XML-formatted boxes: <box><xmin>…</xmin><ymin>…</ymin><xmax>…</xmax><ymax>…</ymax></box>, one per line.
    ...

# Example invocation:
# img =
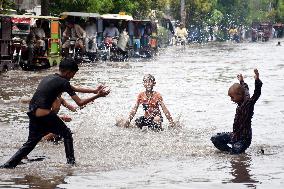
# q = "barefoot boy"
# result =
<box><xmin>124</xmin><ymin>74</ymin><xmax>174</xmax><ymax>131</ymax></box>
<box><xmin>211</xmin><ymin>69</ymin><xmax>262</xmax><ymax>154</ymax></box>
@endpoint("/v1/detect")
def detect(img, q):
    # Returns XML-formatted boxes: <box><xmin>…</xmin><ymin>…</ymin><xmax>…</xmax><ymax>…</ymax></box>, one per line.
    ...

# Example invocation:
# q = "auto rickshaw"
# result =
<box><xmin>60</xmin><ymin>12</ymin><xmax>101</xmax><ymax>62</ymax></box>
<box><xmin>0</xmin><ymin>15</ymin><xmax>15</xmax><ymax>72</ymax></box>
<box><xmin>129</xmin><ymin>19</ymin><xmax>158</xmax><ymax>58</ymax></box>
<box><xmin>259</xmin><ymin>22</ymin><xmax>272</xmax><ymax>42</ymax></box>
<box><xmin>252</xmin><ymin>22</ymin><xmax>272</xmax><ymax>42</ymax></box>
<box><xmin>273</xmin><ymin>23</ymin><xmax>284</xmax><ymax>38</ymax></box>
<box><xmin>6</xmin><ymin>15</ymin><xmax>61</xmax><ymax>71</ymax></box>
<box><xmin>99</xmin><ymin>13</ymin><xmax>133</xmax><ymax>61</ymax></box>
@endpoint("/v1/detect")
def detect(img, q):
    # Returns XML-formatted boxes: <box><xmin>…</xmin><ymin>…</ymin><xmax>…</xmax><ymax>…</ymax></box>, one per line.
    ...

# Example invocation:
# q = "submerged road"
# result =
<box><xmin>0</xmin><ymin>40</ymin><xmax>284</xmax><ymax>188</ymax></box>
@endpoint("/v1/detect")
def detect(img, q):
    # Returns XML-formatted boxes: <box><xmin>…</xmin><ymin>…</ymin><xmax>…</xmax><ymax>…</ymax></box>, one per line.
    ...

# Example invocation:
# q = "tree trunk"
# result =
<box><xmin>180</xmin><ymin>0</ymin><xmax>186</xmax><ymax>25</ymax></box>
<box><xmin>41</xmin><ymin>0</ymin><xmax>50</xmax><ymax>16</ymax></box>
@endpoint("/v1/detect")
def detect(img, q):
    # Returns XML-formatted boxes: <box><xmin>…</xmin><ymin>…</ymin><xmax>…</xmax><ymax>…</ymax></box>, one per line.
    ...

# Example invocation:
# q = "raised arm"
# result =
<box><xmin>159</xmin><ymin>101</ymin><xmax>175</xmax><ymax>127</ymax></box>
<box><xmin>237</xmin><ymin>74</ymin><xmax>250</xmax><ymax>99</ymax></box>
<box><xmin>251</xmin><ymin>69</ymin><xmax>262</xmax><ymax>103</ymax></box>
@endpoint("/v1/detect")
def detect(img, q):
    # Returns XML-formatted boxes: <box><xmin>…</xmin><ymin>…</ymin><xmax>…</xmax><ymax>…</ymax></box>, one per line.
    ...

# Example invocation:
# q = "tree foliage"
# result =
<box><xmin>0</xmin><ymin>0</ymin><xmax>15</xmax><ymax>13</ymax></box>
<box><xmin>276</xmin><ymin>0</ymin><xmax>284</xmax><ymax>22</ymax></box>
<box><xmin>48</xmin><ymin>0</ymin><xmax>168</xmax><ymax>19</ymax></box>
<box><xmin>9</xmin><ymin>0</ymin><xmax>284</xmax><ymax>25</ymax></box>
<box><xmin>169</xmin><ymin>0</ymin><xmax>284</xmax><ymax>25</ymax></box>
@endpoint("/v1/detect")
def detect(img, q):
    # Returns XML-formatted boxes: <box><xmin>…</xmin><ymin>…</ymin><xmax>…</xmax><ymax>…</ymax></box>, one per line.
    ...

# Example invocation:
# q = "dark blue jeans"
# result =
<box><xmin>211</xmin><ymin>132</ymin><xmax>251</xmax><ymax>154</ymax></box>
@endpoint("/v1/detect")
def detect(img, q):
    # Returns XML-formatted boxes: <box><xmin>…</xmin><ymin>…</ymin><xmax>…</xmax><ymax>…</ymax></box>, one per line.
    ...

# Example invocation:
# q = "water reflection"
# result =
<box><xmin>230</xmin><ymin>154</ymin><xmax>258</xmax><ymax>187</ymax></box>
<box><xmin>0</xmin><ymin>174</ymin><xmax>68</xmax><ymax>189</ymax></box>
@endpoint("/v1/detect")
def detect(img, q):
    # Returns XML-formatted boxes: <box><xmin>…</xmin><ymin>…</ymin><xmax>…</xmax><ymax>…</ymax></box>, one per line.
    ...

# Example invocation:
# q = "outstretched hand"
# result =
<box><xmin>94</xmin><ymin>85</ymin><xmax>104</xmax><ymax>94</ymax></box>
<box><xmin>237</xmin><ymin>74</ymin><xmax>244</xmax><ymax>82</ymax></box>
<box><xmin>97</xmin><ymin>86</ymin><xmax>111</xmax><ymax>97</ymax></box>
<box><xmin>254</xmin><ymin>69</ymin><xmax>259</xmax><ymax>80</ymax></box>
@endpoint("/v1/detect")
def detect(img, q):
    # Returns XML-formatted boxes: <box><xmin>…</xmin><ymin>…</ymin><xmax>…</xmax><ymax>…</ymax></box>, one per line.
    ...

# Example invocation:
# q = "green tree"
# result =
<box><xmin>87</xmin><ymin>0</ymin><xmax>114</xmax><ymax>14</ymax></box>
<box><xmin>50</xmin><ymin>0</ymin><xmax>95</xmax><ymax>15</ymax></box>
<box><xmin>169</xmin><ymin>0</ymin><xmax>217</xmax><ymax>26</ymax></box>
<box><xmin>48</xmin><ymin>0</ymin><xmax>168</xmax><ymax>19</ymax></box>
<box><xmin>0</xmin><ymin>0</ymin><xmax>15</xmax><ymax>13</ymax></box>
<box><xmin>275</xmin><ymin>0</ymin><xmax>284</xmax><ymax>22</ymax></box>
<box><xmin>248</xmin><ymin>0</ymin><xmax>276</xmax><ymax>22</ymax></box>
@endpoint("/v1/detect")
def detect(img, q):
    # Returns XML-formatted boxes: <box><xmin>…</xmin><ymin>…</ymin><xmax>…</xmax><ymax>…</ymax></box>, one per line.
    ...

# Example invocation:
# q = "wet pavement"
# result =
<box><xmin>0</xmin><ymin>39</ymin><xmax>284</xmax><ymax>188</ymax></box>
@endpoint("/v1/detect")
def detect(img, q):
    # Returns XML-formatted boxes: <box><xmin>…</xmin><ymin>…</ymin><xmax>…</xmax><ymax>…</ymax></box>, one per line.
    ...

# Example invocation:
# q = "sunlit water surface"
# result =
<box><xmin>0</xmin><ymin>39</ymin><xmax>284</xmax><ymax>189</ymax></box>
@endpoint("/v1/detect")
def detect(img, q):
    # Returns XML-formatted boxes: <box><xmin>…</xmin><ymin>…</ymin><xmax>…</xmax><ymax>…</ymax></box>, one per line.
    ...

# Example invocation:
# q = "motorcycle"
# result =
<box><xmin>67</xmin><ymin>38</ymin><xmax>83</xmax><ymax>62</ymax></box>
<box><xmin>97</xmin><ymin>36</ymin><xmax>118</xmax><ymax>61</ymax></box>
<box><xmin>98</xmin><ymin>35</ymin><xmax>129</xmax><ymax>62</ymax></box>
<box><xmin>11</xmin><ymin>36</ymin><xmax>25</xmax><ymax>65</ymax></box>
<box><xmin>175</xmin><ymin>35</ymin><xmax>186</xmax><ymax>46</ymax></box>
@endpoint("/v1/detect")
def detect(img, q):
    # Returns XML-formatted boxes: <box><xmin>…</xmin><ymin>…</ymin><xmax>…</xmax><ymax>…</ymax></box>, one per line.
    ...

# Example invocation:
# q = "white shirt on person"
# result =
<box><xmin>86</xmin><ymin>23</ymin><xmax>97</xmax><ymax>38</ymax></box>
<box><xmin>34</xmin><ymin>27</ymin><xmax>45</xmax><ymax>39</ymax></box>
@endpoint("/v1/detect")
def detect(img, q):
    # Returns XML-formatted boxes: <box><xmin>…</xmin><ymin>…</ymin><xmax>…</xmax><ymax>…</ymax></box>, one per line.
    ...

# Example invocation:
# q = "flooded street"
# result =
<box><xmin>0</xmin><ymin>40</ymin><xmax>284</xmax><ymax>188</ymax></box>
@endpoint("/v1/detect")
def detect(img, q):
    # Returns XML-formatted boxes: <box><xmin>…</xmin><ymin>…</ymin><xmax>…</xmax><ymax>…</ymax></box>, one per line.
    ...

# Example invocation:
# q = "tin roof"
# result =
<box><xmin>60</xmin><ymin>12</ymin><xmax>100</xmax><ymax>18</ymax></box>
<box><xmin>1</xmin><ymin>14</ymin><xmax>60</xmax><ymax>20</ymax></box>
<box><xmin>101</xmin><ymin>14</ymin><xmax>133</xmax><ymax>20</ymax></box>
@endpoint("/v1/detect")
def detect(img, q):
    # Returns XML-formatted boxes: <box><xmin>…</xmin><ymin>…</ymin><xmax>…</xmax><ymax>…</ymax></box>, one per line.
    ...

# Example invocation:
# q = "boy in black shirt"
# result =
<box><xmin>1</xmin><ymin>58</ymin><xmax>110</xmax><ymax>168</ymax></box>
<box><xmin>211</xmin><ymin>69</ymin><xmax>262</xmax><ymax>154</ymax></box>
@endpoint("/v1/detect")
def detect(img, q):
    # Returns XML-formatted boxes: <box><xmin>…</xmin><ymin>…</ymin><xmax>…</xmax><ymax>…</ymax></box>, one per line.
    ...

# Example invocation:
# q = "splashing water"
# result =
<box><xmin>0</xmin><ymin>40</ymin><xmax>284</xmax><ymax>188</ymax></box>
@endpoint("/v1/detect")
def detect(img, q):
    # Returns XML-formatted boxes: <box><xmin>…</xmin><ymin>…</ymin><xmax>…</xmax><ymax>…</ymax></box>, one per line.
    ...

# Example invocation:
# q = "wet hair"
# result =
<box><xmin>143</xmin><ymin>74</ymin><xmax>156</xmax><ymax>83</ymax></box>
<box><xmin>59</xmin><ymin>58</ymin><xmax>79</xmax><ymax>72</ymax></box>
<box><xmin>228</xmin><ymin>83</ymin><xmax>245</xmax><ymax>96</ymax></box>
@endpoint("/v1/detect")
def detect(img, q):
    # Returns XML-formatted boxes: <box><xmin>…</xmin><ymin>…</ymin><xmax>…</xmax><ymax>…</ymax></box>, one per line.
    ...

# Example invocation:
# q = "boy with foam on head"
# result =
<box><xmin>124</xmin><ymin>74</ymin><xmax>175</xmax><ymax>131</ymax></box>
<box><xmin>1</xmin><ymin>58</ymin><xmax>110</xmax><ymax>168</ymax></box>
<box><xmin>211</xmin><ymin>69</ymin><xmax>262</xmax><ymax>154</ymax></box>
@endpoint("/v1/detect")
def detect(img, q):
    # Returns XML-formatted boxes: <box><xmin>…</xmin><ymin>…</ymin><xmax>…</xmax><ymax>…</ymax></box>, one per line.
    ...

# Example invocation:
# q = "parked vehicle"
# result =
<box><xmin>258</xmin><ymin>23</ymin><xmax>272</xmax><ymax>42</ymax></box>
<box><xmin>0</xmin><ymin>15</ymin><xmax>17</xmax><ymax>72</ymax></box>
<box><xmin>64</xmin><ymin>37</ymin><xmax>85</xmax><ymax>62</ymax></box>
<box><xmin>273</xmin><ymin>23</ymin><xmax>284</xmax><ymax>38</ymax></box>
<box><xmin>129</xmin><ymin>19</ymin><xmax>158</xmax><ymax>58</ymax></box>
<box><xmin>98</xmin><ymin>13</ymin><xmax>133</xmax><ymax>61</ymax></box>
<box><xmin>6</xmin><ymin>15</ymin><xmax>61</xmax><ymax>71</ymax></box>
<box><xmin>252</xmin><ymin>22</ymin><xmax>272</xmax><ymax>42</ymax></box>
<box><xmin>60</xmin><ymin>12</ymin><xmax>101</xmax><ymax>62</ymax></box>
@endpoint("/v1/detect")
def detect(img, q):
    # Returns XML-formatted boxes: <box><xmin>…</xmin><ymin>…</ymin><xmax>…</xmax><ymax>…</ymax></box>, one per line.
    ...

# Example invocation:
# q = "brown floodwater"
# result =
<box><xmin>0</xmin><ymin>39</ymin><xmax>284</xmax><ymax>188</ymax></box>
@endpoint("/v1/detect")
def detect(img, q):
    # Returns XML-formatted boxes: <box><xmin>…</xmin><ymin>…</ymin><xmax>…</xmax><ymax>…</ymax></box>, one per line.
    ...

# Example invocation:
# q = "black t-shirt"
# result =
<box><xmin>29</xmin><ymin>73</ymin><xmax>76</xmax><ymax>112</ymax></box>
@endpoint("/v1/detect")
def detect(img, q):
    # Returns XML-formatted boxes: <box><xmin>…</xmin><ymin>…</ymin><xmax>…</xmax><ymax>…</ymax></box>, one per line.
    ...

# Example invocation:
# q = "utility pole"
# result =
<box><xmin>180</xmin><ymin>0</ymin><xmax>186</xmax><ymax>25</ymax></box>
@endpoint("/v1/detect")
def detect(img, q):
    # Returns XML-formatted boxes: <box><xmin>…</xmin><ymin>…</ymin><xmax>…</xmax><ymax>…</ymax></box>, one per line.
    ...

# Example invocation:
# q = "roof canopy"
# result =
<box><xmin>101</xmin><ymin>14</ymin><xmax>133</xmax><ymax>20</ymax></box>
<box><xmin>60</xmin><ymin>12</ymin><xmax>100</xmax><ymax>18</ymax></box>
<box><xmin>1</xmin><ymin>14</ymin><xmax>60</xmax><ymax>20</ymax></box>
